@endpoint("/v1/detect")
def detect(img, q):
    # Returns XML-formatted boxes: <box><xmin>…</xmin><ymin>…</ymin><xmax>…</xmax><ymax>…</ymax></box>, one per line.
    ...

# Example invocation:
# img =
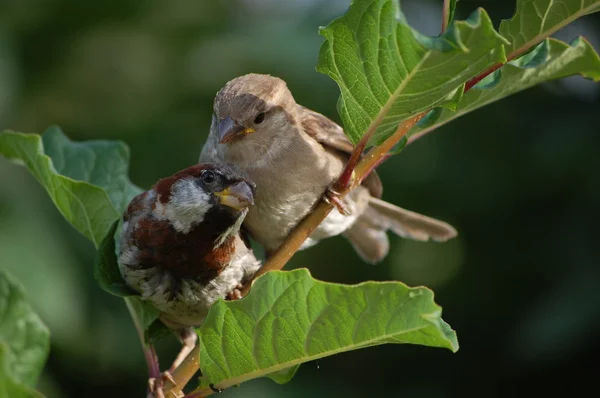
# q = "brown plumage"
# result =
<box><xmin>200</xmin><ymin>73</ymin><xmax>457</xmax><ymax>263</ymax></box>
<box><xmin>119</xmin><ymin>162</ymin><xmax>260</xmax><ymax>327</ymax></box>
<box><xmin>118</xmin><ymin>163</ymin><xmax>261</xmax><ymax>394</ymax></box>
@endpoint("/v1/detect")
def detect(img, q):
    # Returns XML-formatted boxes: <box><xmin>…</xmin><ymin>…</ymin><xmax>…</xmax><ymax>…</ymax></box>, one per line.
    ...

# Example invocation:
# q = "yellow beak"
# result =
<box><xmin>218</xmin><ymin>116</ymin><xmax>255</xmax><ymax>144</ymax></box>
<box><xmin>215</xmin><ymin>181</ymin><xmax>254</xmax><ymax>210</ymax></box>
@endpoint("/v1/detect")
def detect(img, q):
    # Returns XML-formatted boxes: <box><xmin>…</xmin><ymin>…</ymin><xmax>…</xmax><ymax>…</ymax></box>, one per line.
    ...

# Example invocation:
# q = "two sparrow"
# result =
<box><xmin>117</xmin><ymin>73</ymin><xmax>457</xmax><ymax>396</ymax></box>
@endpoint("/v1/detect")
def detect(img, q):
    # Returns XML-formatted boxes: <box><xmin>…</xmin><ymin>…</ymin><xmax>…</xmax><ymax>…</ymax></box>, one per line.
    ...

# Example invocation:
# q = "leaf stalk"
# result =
<box><xmin>442</xmin><ymin>0</ymin><xmax>451</xmax><ymax>32</ymax></box>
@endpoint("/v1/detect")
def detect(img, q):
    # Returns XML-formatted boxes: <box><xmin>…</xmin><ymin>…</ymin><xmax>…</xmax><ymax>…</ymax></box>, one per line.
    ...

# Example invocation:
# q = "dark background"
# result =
<box><xmin>1</xmin><ymin>0</ymin><xmax>599</xmax><ymax>397</ymax></box>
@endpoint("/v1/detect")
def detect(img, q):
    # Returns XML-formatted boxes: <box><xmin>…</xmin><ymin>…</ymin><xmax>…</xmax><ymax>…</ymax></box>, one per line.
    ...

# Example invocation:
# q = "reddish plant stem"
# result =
<box><xmin>408</xmin><ymin>54</ymin><xmax>518</xmax><ymax>147</ymax></box>
<box><xmin>335</xmin><ymin>111</ymin><xmax>388</xmax><ymax>191</ymax></box>
<box><xmin>145</xmin><ymin>346</ymin><xmax>161</xmax><ymax>380</ymax></box>
<box><xmin>464</xmin><ymin>54</ymin><xmax>516</xmax><ymax>92</ymax></box>
<box><xmin>442</xmin><ymin>0</ymin><xmax>451</xmax><ymax>33</ymax></box>
<box><xmin>239</xmin><ymin>200</ymin><xmax>334</xmax><ymax>296</ymax></box>
<box><xmin>359</xmin><ymin>152</ymin><xmax>391</xmax><ymax>184</ymax></box>
<box><xmin>335</xmin><ymin>138</ymin><xmax>365</xmax><ymax>191</ymax></box>
<box><xmin>355</xmin><ymin>113</ymin><xmax>426</xmax><ymax>178</ymax></box>
<box><xmin>464</xmin><ymin>62</ymin><xmax>503</xmax><ymax>91</ymax></box>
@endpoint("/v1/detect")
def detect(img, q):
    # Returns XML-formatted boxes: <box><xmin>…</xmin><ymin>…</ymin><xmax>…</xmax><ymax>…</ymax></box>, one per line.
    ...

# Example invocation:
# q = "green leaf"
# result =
<box><xmin>93</xmin><ymin>220</ymin><xmax>137</xmax><ymax>297</ymax></box>
<box><xmin>0</xmin><ymin>126</ymin><xmax>159</xmax><ymax>343</ymax></box>
<box><xmin>316</xmin><ymin>0</ymin><xmax>508</xmax><ymax>144</ymax></box>
<box><xmin>193</xmin><ymin>269</ymin><xmax>457</xmax><ymax>392</ymax></box>
<box><xmin>145</xmin><ymin>319</ymin><xmax>172</xmax><ymax>346</ymax></box>
<box><xmin>266</xmin><ymin>364</ymin><xmax>300</xmax><ymax>385</ymax></box>
<box><xmin>41</xmin><ymin>126</ymin><xmax>142</xmax><ymax>214</ymax></box>
<box><xmin>500</xmin><ymin>0</ymin><xmax>600</xmax><ymax>57</ymax></box>
<box><xmin>0</xmin><ymin>270</ymin><xmax>49</xmax><ymax>397</ymax></box>
<box><xmin>411</xmin><ymin>37</ymin><xmax>600</xmax><ymax>141</ymax></box>
<box><xmin>0</xmin><ymin>346</ymin><xmax>42</xmax><ymax>398</ymax></box>
<box><xmin>125</xmin><ymin>297</ymin><xmax>161</xmax><ymax>342</ymax></box>
<box><xmin>0</xmin><ymin>126</ymin><xmax>142</xmax><ymax>247</ymax></box>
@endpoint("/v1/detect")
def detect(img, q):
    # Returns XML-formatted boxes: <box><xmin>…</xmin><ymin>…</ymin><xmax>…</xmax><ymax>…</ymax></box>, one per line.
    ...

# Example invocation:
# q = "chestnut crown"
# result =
<box><xmin>153</xmin><ymin>163</ymin><xmax>255</xmax><ymax>234</ymax></box>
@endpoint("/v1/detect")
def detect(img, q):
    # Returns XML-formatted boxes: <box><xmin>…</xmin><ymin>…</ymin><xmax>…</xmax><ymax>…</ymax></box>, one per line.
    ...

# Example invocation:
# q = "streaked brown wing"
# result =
<box><xmin>299</xmin><ymin>105</ymin><xmax>383</xmax><ymax>198</ymax></box>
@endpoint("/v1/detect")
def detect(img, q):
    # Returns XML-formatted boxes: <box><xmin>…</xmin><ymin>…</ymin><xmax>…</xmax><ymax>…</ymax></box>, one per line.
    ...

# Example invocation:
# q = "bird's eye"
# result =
<box><xmin>201</xmin><ymin>171</ymin><xmax>215</xmax><ymax>184</ymax></box>
<box><xmin>254</xmin><ymin>112</ymin><xmax>265</xmax><ymax>124</ymax></box>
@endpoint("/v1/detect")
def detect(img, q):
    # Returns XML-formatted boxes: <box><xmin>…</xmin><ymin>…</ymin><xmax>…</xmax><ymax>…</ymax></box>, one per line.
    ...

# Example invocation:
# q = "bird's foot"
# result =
<box><xmin>226</xmin><ymin>284</ymin><xmax>244</xmax><ymax>301</ymax></box>
<box><xmin>324</xmin><ymin>187</ymin><xmax>351</xmax><ymax>216</ymax></box>
<box><xmin>210</xmin><ymin>384</ymin><xmax>224</xmax><ymax>393</ymax></box>
<box><xmin>148</xmin><ymin>371</ymin><xmax>181</xmax><ymax>398</ymax></box>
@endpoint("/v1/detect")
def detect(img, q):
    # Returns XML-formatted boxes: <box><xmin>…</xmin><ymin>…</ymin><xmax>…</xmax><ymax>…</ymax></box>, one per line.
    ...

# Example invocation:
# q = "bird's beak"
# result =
<box><xmin>215</xmin><ymin>181</ymin><xmax>255</xmax><ymax>210</ymax></box>
<box><xmin>218</xmin><ymin>116</ymin><xmax>255</xmax><ymax>144</ymax></box>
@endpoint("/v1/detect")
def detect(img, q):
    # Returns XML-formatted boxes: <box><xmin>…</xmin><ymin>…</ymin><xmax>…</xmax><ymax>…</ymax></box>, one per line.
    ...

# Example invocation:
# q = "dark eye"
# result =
<box><xmin>254</xmin><ymin>112</ymin><xmax>265</xmax><ymax>124</ymax></box>
<box><xmin>201</xmin><ymin>171</ymin><xmax>215</xmax><ymax>184</ymax></box>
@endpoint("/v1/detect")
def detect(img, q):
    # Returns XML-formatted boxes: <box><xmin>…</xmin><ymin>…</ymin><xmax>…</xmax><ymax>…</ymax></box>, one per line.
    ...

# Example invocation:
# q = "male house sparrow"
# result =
<box><xmin>200</xmin><ymin>74</ymin><xmax>457</xmax><ymax>263</ymax></box>
<box><xmin>118</xmin><ymin>163</ymin><xmax>261</xmax><ymax>391</ymax></box>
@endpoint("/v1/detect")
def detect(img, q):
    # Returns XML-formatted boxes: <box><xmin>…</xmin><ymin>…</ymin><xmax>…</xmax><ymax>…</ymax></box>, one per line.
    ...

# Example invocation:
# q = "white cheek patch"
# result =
<box><xmin>153</xmin><ymin>178</ymin><xmax>211</xmax><ymax>234</ymax></box>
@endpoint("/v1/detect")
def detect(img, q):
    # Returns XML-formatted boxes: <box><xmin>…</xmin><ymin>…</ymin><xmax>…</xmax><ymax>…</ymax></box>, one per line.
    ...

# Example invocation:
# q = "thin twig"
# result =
<box><xmin>359</xmin><ymin>152</ymin><xmax>392</xmax><ymax>184</ymax></box>
<box><xmin>124</xmin><ymin>298</ymin><xmax>159</xmax><ymax>378</ymax></box>
<box><xmin>335</xmin><ymin>126</ymin><xmax>373</xmax><ymax>191</ymax></box>
<box><xmin>355</xmin><ymin>113</ymin><xmax>426</xmax><ymax>180</ymax></box>
<box><xmin>464</xmin><ymin>54</ymin><xmax>516</xmax><ymax>91</ymax></box>
<box><xmin>442</xmin><ymin>0</ymin><xmax>451</xmax><ymax>33</ymax></box>
<box><xmin>239</xmin><ymin>200</ymin><xmax>334</xmax><ymax>296</ymax></box>
<box><xmin>411</xmin><ymin>53</ymin><xmax>519</xmax><ymax>145</ymax></box>
<box><xmin>162</xmin><ymin>341</ymin><xmax>201</xmax><ymax>397</ymax></box>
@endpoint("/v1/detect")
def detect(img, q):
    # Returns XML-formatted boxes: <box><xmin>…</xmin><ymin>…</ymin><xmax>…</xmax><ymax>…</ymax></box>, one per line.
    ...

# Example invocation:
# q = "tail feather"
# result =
<box><xmin>368</xmin><ymin>197</ymin><xmax>457</xmax><ymax>242</ymax></box>
<box><xmin>343</xmin><ymin>198</ymin><xmax>457</xmax><ymax>264</ymax></box>
<box><xmin>343</xmin><ymin>217</ymin><xmax>389</xmax><ymax>265</ymax></box>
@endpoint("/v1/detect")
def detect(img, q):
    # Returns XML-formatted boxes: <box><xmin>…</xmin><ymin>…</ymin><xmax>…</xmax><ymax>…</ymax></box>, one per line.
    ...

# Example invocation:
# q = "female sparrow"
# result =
<box><xmin>199</xmin><ymin>73</ymin><xmax>457</xmax><ymax>263</ymax></box>
<box><xmin>118</xmin><ymin>162</ymin><xmax>261</xmax><ymax>394</ymax></box>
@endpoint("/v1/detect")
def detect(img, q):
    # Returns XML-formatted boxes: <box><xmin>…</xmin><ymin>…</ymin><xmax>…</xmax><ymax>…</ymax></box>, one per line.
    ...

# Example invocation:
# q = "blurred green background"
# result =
<box><xmin>1</xmin><ymin>0</ymin><xmax>599</xmax><ymax>397</ymax></box>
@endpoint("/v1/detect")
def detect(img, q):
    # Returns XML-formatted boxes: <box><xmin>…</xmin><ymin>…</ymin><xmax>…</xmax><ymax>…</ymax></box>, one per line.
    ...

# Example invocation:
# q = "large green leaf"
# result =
<box><xmin>41</xmin><ymin>126</ymin><xmax>142</xmax><ymax>215</ymax></box>
<box><xmin>0</xmin><ymin>271</ymin><xmax>49</xmax><ymax>397</ymax></box>
<box><xmin>0</xmin><ymin>127</ymin><xmax>159</xmax><ymax>343</ymax></box>
<box><xmin>500</xmin><ymin>0</ymin><xmax>600</xmax><ymax>56</ymax></box>
<box><xmin>316</xmin><ymin>0</ymin><xmax>508</xmax><ymax>144</ymax></box>
<box><xmin>411</xmin><ymin>37</ymin><xmax>600</xmax><ymax>140</ymax></box>
<box><xmin>0</xmin><ymin>346</ymin><xmax>42</xmax><ymax>398</ymax></box>
<box><xmin>192</xmin><ymin>269</ymin><xmax>457</xmax><ymax>393</ymax></box>
<box><xmin>0</xmin><ymin>126</ymin><xmax>141</xmax><ymax>247</ymax></box>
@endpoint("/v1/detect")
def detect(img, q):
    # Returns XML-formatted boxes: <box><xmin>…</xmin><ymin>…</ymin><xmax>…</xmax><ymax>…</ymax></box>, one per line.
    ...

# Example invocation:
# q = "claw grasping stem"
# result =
<box><xmin>162</xmin><ymin>341</ymin><xmax>201</xmax><ymax>397</ymax></box>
